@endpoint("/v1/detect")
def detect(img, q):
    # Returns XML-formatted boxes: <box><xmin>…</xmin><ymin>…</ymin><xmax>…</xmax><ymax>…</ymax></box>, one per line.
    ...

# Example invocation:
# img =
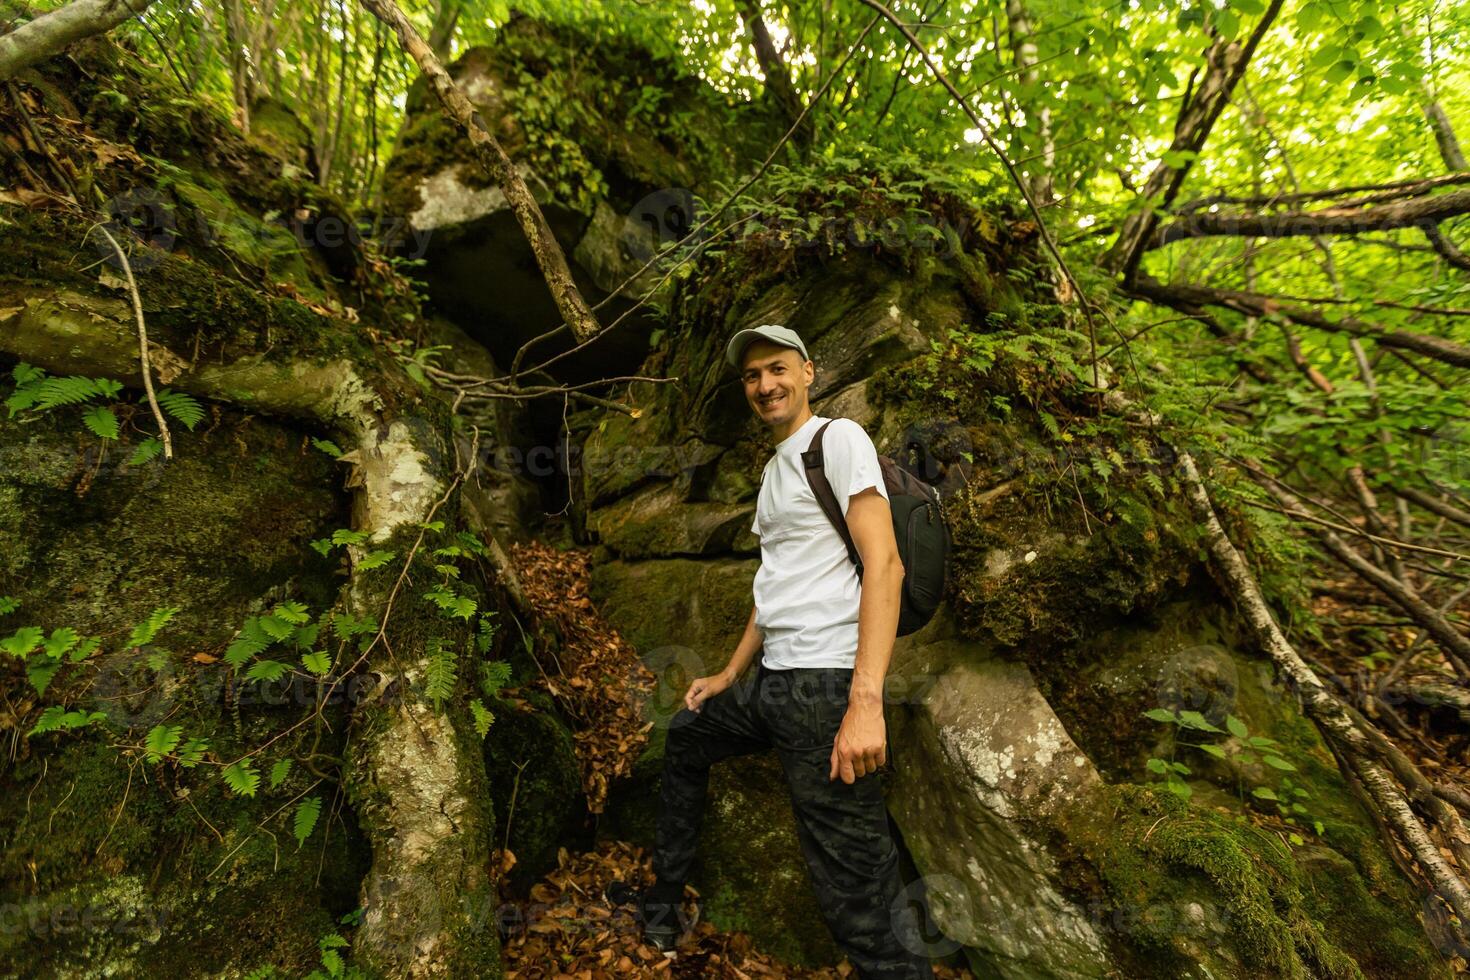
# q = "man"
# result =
<box><xmin>610</xmin><ymin>324</ymin><xmax>934</xmax><ymax>978</ymax></box>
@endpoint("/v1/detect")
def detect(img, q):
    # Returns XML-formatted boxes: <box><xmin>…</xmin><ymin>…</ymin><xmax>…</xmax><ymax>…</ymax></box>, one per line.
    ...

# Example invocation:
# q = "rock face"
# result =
<box><xmin>572</xmin><ymin>173</ymin><xmax>1449</xmax><ymax>976</ymax></box>
<box><xmin>379</xmin><ymin>16</ymin><xmax>779</xmax><ymax>386</ymax></box>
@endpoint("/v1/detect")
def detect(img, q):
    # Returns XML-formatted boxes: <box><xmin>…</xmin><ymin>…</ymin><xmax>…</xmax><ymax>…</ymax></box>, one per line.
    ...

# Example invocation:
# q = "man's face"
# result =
<box><xmin>740</xmin><ymin>340</ymin><xmax>813</xmax><ymax>427</ymax></box>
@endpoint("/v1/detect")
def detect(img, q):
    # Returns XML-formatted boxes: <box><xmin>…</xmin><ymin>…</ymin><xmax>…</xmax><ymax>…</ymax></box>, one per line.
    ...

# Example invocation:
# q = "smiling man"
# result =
<box><xmin>610</xmin><ymin>324</ymin><xmax>933</xmax><ymax>977</ymax></box>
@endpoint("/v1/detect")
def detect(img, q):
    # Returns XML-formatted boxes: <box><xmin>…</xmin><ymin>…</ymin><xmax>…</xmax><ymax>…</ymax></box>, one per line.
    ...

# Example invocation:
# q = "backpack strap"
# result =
<box><xmin>801</xmin><ymin>420</ymin><xmax>865</xmax><ymax>577</ymax></box>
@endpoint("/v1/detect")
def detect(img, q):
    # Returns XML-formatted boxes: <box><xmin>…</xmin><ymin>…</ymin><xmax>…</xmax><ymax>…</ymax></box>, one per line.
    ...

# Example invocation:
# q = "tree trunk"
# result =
<box><xmin>0</xmin><ymin>290</ymin><xmax>503</xmax><ymax>976</ymax></box>
<box><xmin>735</xmin><ymin>0</ymin><xmax>812</xmax><ymax>147</ymax></box>
<box><xmin>357</xmin><ymin>0</ymin><xmax>603</xmax><ymax>346</ymax></box>
<box><xmin>221</xmin><ymin>0</ymin><xmax>255</xmax><ymax>132</ymax></box>
<box><xmin>0</xmin><ymin>0</ymin><xmax>158</xmax><ymax>81</ymax></box>
<box><xmin>1005</xmin><ymin>0</ymin><xmax>1053</xmax><ymax>204</ymax></box>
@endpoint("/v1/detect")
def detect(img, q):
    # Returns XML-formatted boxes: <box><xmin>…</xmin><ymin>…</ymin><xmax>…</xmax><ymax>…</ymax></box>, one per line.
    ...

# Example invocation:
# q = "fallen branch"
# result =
<box><xmin>1130</xmin><ymin>276</ymin><xmax>1470</xmax><ymax>369</ymax></box>
<box><xmin>90</xmin><ymin>223</ymin><xmax>173</xmax><ymax>460</ymax></box>
<box><xmin>1153</xmin><ymin>188</ymin><xmax>1470</xmax><ymax>247</ymax></box>
<box><xmin>1175</xmin><ymin>449</ymin><xmax>1470</xmax><ymax>942</ymax></box>
<box><xmin>357</xmin><ymin>0</ymin><xmax>602</xmax><ymax>344</ymax></box>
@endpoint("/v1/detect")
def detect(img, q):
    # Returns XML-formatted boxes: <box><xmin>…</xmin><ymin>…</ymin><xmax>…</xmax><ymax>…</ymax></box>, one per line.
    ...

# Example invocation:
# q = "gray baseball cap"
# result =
<box><xmin>725</xmin><ymin>323</ymin><xmax>810</xmax><ymax>370</ymax></box>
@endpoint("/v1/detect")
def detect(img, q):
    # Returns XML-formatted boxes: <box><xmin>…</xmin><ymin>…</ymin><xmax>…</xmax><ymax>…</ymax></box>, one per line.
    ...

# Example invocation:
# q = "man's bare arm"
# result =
<box><xmin>832</xmin><ymin>486</ymin><xmax>904</xmax><ymax>782</ymax></box>
<box><xmin>685</xmin><ymin>604</ymin><xmax>762</xmax><ymax>712</ymax></box>
<box><xmin>721</xmin><ymin>604</ymin><xmax>762</xmax><ymax>682</ymax></box>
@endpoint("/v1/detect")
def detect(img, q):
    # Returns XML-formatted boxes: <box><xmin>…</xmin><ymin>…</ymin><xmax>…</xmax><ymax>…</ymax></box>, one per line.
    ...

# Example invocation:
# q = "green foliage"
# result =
<box><xmin>3</xmin><ymin>362</ymin><xmax>188</xmax><ymax>455</ymax></box>
<box><xmin>424</xmin><ymin>639</ymin><xmax>458</xmax><ymax>711</ymax></box>
<box><xmin>1145</xmin><ymin>708</ymin><xmax>1324</xmax><ymax>841</ymax></box>
<box><xmin>293</xmin><ymin>796</ymin><xmax>322</xmax><ymax>848</ymax></box>
<box><xmin>222</xmin><ymin>759</ymin><xmax>261</xmax><ymax>798</ymax></box>
<box><xmin>144</xmin><ymin>724</ymin><xmax>183</xmax><ymax>763</ymax></box>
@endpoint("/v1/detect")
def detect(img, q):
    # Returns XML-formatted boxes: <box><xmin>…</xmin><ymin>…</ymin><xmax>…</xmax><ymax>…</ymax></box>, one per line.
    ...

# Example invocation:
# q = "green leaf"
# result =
<box><xmin>43</xmin><ymin>627</ymin><xmax>79</xmax><ymax>660</ymax></box>
<box><xmin>28</xmin><ymin>705</ymin><xmax>68</xmax><ymax>735</ymax></box>
<box><xmin>68</xmin><ymin>636</ymin><xmax>101</xmax><ymax>662</ymax></box>
<box><xmin>311</xmin><ymin>438</ymin><xmax>343</xmax><ymax>458</ymax></box>
<box><xmin>1288</xmin><ymin>833</ymin><xmax>1304</xmax><ymax>846</ymax></box>
<box><xmin>126</xmin><ymin>606</ymin><xmax>178</xmax><ymax>648</ymax></box>
<box><xmin>245</xmin><ymin>659</ymin><xmax>289</xmax><ymax>682</ymax></box>
<box><xmin>1195</xmin><ymin>743</ymin><xmax>1228</xmax><ymax>760</ymax></box>
<box><xmin>225</xmin><ymin>618</ymin><xmax>273</xmax><ymax>667</ymax></box>
<box><xmin>34</xmin><ymin>375</ymin><xmax>105</xmax><ymax>410</ymax></box>
<box><xmin>1226</xmin><ymin>715</ymin><xmax>1249</xmax><ymax>739</ymax></box>
<box><xmin>258</xmin><ymin>615</ymin><xmax>296</xmax><ymax>642</ymax></box>
<box><xmin>83</xmin><ymin>405</ymin><xmax>120</xmax><ymax>440</ymax></box>
<box><xmin>0</xmin><ymin>596</ymin><xmax>17</xmax><ymax>616</ymax></box>
<box><xmin>144</xmin><ymin>724</ymin><xmax>183</xmax><ymax>763</ymax></box>
<box><xmin>270</xmin><ymin>758</ymin><xmax>293</xmax><ymax>789</ymax></box>
<box><xmin>330</xmin><ymin>529</ymin><xmax>370</xmax><ymax>547</ymax></box>
<box><xmin>479</xmin><ymin>659</ymin><xmax>512</xmax><ymax>696</ymax></box>
<box><xmin>2</xmin><ymin>626</ymin><xmax>43</xmax><ymax>658</ymax></box>
<box><xmin>424</xmin><ymin>640</ymin><xmax>457</xmax><ymax>709</ymax></box>
<box><xmin>273</xmin><ymin>601</ymin><xmax>311</xmax><ymax>625</ymax></box>
<box><xmin>357</xmin><ymin>550</ymin><xmax>395</xmax><ymax>571</ymax></box>
<box><xmin>222</xmin><ymin>760</ymin><xmax>260</xmax><ymax>798</ymax></box>
<box><xmin>1247</xmin><ymin>735</ymin><xmax>1279</xmax><ymax>748</ymax></box>
<box><xmin>176</xmin><ymin>738</ymin><xmax>209</xmax><ymax>767</ymax></box>
<box><xmin>294</xmin><ymin>796</ymin><xmax>323</xmax><ymax>848</ymax></box>
<box><xmin>1251</xmin><ymin>786</ymin><xmax>1279</xmax><ymax>801</ymax></box>
<box><xmin>470</xmin><ymin>698</ymin><xmax>494</xmax><ymax>738</ymax></box>
<box><xmin>156</xmin><ymin>389</ymin><xmax>204</xmax><ymax>429</ymax></box>
<box><xmin>1176</xmin><ymin>710</ymin><xmax>1224</xmax><ymax>733</ymax></box>
<box><xmin>27</xmin><ymin>659</ymin><xmax>61</xmax><ymax>695</ymax></box>
<box><xmin>450</xmin><ymin>596</ymin><xmax>478</xmax><ymax>620</ymax></box>
<box><xmin>128</xmin><ymin>437</ymin><xmax>164</xmax><ymax>465</ymax></box>
<box><xmin>301</xmin><ymin>650</ymin><xmax>332</xmax><ymax>676</ymax></box>
<box><xmin>1263</xmin><ymin>755</ymin><xmax>1298</xmax><ymax>771</ymax></box>
<box><xmin>1146</xmin><ymin>757</ymin><xmax>1169</xmax><ymax>774</ymax></box>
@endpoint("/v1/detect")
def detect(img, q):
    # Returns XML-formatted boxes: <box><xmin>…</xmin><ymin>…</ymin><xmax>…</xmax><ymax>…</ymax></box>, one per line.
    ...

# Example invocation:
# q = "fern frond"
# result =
<box><xmin>424</xmin><ymin>640</ymin><xmax>458</xmax><ymax>710</ymax></box>
<box><xmin>83</xmin><ymin>405</ymin><xmax>120</xmax><ymax>441</ymax></box>
<box><xmin>222</xmin><ymin>759</ymin><xmax>260</xmax><ymax>797</ymax></box>
<box><xmin>470</xmin><ymin>698</ymin><xmax>494</xmax><ymax>738</ymax></box>
<box><xmin>144</xmin><ymin>724</ymin><xmax>183</xmax><ymax>763</ymax></box>
<box><xmin>156</xmin><ymin>389</ymin><xmax>204</xmax><ymax>430</ymax></box>
<box><xmin>225</xmin><ymin>617</ymin><xmax>273</xmax><ymax>668</ymax></box>
<box><xmin>293</xmin><ymin>796</ymin><xmax>322</xmax><ymax>848</ymax></box>
<box><xmin>128</xmin><ymin>438</ymin><xmax>164</xmax><ymax>466</ymax></box>
<box><xmin>34</xmin><ymin>376</ymin><xmax>105</xmax><ymax>410</ymax></box>
<box><xmin>126</xmin><ymin>606</ymin><xmax>178</xmax><ymax>648</ymax></box>
<box><xmin>269</xmin><ymin>758</ymin><xmax>293</xmax><ymax>789</ymax></box>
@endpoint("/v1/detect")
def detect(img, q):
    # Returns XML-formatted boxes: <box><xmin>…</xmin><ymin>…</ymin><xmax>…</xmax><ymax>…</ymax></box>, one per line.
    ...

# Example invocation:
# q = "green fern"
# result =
<box><xmin>301</xmin><ymin>650</ymin><xmax>332</xmax><ymax>676</ymax></box>
<box><xmin>222</xmin><ymin>759</ymin><xmax>260</xmax><ymax>797</ymax></box>
<box><xmin>479</xmin><ymin>659</ymin><xmax>512</xmax><ymax>698</ymax></box>
<box><xmin>469</xmin><ymin>698</ymin><xmax>494</xmax><ymax>738</ymax></box>
<box><xmin>0</xmin><ymin>596</ymin><xmax>18</xmax><ymax>616</ymax></box>
<box><xmin>128</xmin><ymin>437</ymin><xmax>164</xmax><ymax>465</ymax></box>
<box><xmin>156</xmin><ymin>389</ymin><xmax>205</xmax><ymax>430</ymax></box>
<box><xmin>269</xmin><ymin>758</ymin><xmax>293</xmax><ymax>789</ymax></box>
<box><xmin>245</xmin><ymin>659</ymin><xmax>289</xmax><ymax>682</ymax></box>
<box><xmin>126</xmin><ymin>606</ymin><xmax>178</xmax><ymax>648</ymax></box>
<box><xmin>176</xmin><ymin>738</ymin><xmax>209</xmax><ymax>767</ymax></box>
<box><xmin>29</xmin><ymin>706</ymin><xmax>107</xmax><ymax>736</ymax></box>
<box><xmin>144</xmin><ymin>724</ymin><xmax>183</xmax><ymax>763</ymax></box>
<box><xmin>34</xmin><ymin>375</ymin><xmax>107</xmax><ymax>410</ymax></box>
<box><xmin>225</xmin><ymin>617</ymin><xmax>273</xmax><ymax>668</ymax></box>
<box><xmin>356</xmin><ymin>550</ymin><xmax>395</xmax><ymax>571</ymax></box>
<box><xmin>83</xmin><ymin>405</ymin><xmax>120</xmax><ymax>440</ymax></box>
<box><xmin>293</xmin><ymin>796</ymin><xmax>322</xmax><ymax>848</ymax></box>
<box><xmin>424</xmin><ymin>640</ymin><xmax>458</xmax><ymax>710</ymax></box>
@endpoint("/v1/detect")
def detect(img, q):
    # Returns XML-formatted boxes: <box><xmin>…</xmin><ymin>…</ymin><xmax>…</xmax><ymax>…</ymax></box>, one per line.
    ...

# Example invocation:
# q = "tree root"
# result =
<box><xmin>1176</xmin><ymin>449</ymin><xmax>1470</xmax><ymax>944</ymax></box>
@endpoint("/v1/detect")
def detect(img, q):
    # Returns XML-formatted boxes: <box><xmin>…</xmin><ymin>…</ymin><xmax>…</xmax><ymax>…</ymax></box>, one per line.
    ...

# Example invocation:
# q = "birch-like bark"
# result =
<box><xmin>1005</xmin><ymin>0</ymin><xmax>1052</xmax><ymax>204</ymax></box>
<box><xmin>0</xmin><ymin>0</ymin><xmax>157</xmax><ymax>81</ymax></box>
<box><xmin>1175</xmin><ymin>449</ymin><xmax>1470</xmax><ymax>938</ymax></box>
<box><xmin>357</xmin><ymin>0</ymin><xmax>603</xmax><ymax>345</ymax></box>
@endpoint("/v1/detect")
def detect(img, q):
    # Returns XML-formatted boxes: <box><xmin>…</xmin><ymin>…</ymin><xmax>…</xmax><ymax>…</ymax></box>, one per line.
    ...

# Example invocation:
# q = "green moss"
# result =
<box><xmin>1053</xmin><ymin>784</ymin><xmax>1447</xmax><ymax>979</ymax></box>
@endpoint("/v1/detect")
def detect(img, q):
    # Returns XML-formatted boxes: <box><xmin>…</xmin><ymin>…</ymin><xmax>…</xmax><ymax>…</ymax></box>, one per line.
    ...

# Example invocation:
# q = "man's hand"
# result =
<box><xmin>829</xmin><ymin>699</ymin><xmax>887</xmax><ymax>783</ymax></box>
<box><xmin>684</xmin><ymin>672</ymin><xmax>733</xmax><ymax>712</ymax></box>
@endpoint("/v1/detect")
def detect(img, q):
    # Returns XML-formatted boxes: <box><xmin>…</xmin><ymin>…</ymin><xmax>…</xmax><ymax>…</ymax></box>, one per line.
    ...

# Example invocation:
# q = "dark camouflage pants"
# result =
<box><xmin>653</xmin><ymin>660</ymin><xmax>935</xmax><ymax>979</ymax></box>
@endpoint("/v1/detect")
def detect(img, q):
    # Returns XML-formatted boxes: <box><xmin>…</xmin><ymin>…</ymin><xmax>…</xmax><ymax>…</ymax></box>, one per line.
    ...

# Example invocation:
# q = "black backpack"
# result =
<box><xmin>800</xmin><ymin>419</ymin><xmax>951</xmax><ymax>636</ymax></box>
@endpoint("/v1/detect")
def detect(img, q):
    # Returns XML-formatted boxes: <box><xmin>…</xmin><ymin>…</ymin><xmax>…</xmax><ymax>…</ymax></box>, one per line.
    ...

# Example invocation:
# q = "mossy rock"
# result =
<box><xmin>483</xmin><ymin>690</ymin><xmax>589</xmax><ymax>891</ymax></box>
<box><xmin>0</xmin><ymin>393</ymin><xmax>372</xmax><ymax>978</ymax></box>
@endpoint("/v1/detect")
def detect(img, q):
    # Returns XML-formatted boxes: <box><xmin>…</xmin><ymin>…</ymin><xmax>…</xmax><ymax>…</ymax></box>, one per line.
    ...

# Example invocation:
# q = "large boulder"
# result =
<box><xmin>576</xmin><ymin>165</ymin><xmax>1449</xmax><ymax>977</ymax></box>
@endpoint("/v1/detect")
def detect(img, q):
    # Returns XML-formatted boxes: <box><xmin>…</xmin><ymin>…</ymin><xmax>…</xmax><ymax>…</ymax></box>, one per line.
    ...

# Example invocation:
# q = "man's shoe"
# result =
<box><xmin>605</xmin><ymin>880</ymin><xmax>696</xmax><ymax>952</ymax></box>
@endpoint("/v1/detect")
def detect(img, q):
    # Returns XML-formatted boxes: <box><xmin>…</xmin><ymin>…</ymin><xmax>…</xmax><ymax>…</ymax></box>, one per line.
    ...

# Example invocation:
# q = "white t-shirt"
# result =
<box><xmin>750</xmin><ymin>414</ymin><xmax>890</xmax><ymax>669</ymax></box>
